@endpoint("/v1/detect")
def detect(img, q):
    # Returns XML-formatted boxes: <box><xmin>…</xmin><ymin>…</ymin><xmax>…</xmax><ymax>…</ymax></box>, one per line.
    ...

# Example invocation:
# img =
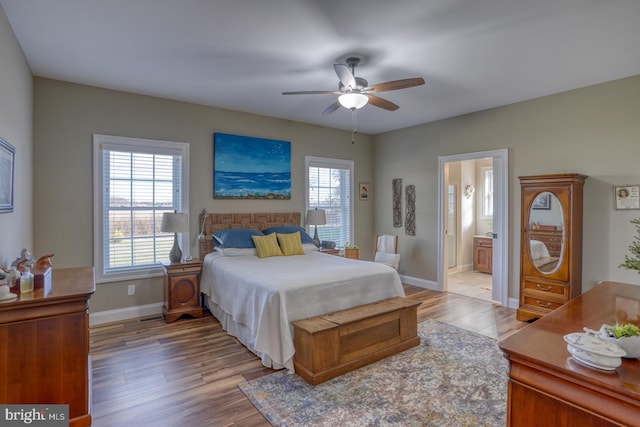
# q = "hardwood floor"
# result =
<box><xmin>90</xmin><ymin>285</ymin><xmax>528</xmax><ymax>426</ymax></box>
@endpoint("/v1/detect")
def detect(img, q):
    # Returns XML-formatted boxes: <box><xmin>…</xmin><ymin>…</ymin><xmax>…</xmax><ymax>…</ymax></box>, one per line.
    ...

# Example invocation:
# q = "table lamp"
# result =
<box><xmin>161</xmin><ymin>211</ymin><xmax>189</xmax><ymax>263</ymax></box>
<box><xmin>306</xmin><ymin>208</ymin><xmax>326</xmax><ymax>247</ymax></box>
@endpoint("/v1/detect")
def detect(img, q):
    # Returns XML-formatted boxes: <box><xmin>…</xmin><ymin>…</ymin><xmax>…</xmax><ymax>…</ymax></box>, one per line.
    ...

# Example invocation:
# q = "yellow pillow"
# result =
<box><xmin>277</xmin><ymin>231</ymin><xmax>305</xmax><ymax>256</ymax></box>
<box><xmin>252</xmin><ymin>233</ymin><xmax>283</xmax><ymax>258</ymax></box>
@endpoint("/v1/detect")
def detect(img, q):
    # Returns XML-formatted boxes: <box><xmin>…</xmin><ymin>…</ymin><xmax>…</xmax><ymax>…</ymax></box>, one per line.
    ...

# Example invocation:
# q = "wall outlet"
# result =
<box><xmin>128</xmin><ymin>284</ymin><xmax>135</xmax><ymax>296</ymax></box>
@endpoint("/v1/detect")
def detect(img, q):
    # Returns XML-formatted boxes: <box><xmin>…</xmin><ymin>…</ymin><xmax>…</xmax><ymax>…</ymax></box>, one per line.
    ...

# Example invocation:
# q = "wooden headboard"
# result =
<box><xmin>198</xmin><ymin>211</ymin><xmax>302</xmax><ymax>258</ymax></box>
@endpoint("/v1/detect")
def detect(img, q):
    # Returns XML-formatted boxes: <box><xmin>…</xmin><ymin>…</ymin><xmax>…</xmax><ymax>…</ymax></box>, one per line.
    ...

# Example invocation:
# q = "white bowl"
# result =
<box><xmin>564</xmin><ymin>331</ymin><xmax>626</xmax><ymax>370</ymax></box>
<box><xmin>599</xmin><ymin>325</ymin><xmax>640</xmax><ymax>359</ymax></box>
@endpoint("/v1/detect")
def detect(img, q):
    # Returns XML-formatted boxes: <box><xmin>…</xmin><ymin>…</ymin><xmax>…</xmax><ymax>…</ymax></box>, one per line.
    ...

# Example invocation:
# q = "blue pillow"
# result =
<box><xmin>213</xmin><ymin>228</ymin><xmax>264</xmax><ymax>248</ymax></box>
<box><xmin>262</xmin><ymin>226</ymin><xmax>315</xmax><ymax>244</ymax></box>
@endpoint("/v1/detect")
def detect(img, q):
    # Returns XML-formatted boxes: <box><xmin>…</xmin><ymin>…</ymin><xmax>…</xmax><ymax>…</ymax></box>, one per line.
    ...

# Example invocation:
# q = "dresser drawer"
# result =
<box><xmin>522</xmin><ymin>295</ymin><xmax>564</xmax><ymax>312</ymax></box>
<box><xmin>166</xmin><ymin>264</ymin><xmax>201</xmax><ymax>275</ymax></box>
<box><xmin>523</xmin><ymin>280</ymin><xmax>568</xmax><ymax>298</ymax></box>
<box><xmin>545</xmin><ymin>244</ymin><xmax>562</xmax><ymax>257</ymax></box>
<box><xmin>474</xmin><ymin>237</ymin><xmax>492</xmax><ymax>248</ymax></box>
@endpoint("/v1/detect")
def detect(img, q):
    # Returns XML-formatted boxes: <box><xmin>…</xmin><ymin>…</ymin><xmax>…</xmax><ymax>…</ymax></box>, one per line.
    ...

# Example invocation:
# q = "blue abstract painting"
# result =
<box><xmin>213</xmin><ymin>133</ymin><xmax>291</xmax><ymax>199</ymax></box>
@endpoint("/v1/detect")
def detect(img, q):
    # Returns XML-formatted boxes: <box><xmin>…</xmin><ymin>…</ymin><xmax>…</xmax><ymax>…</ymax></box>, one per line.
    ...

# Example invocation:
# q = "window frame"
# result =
<box><xmin>305</xmin><ymin>155</ymin><xmax>354</xmax><ymax>247</ymax></box>
<box><xmin>481</xmin><ymin>166</ymin><xmax>494</xmax><ymax>219</ymax></box>
<box><xmin>93</xmin><ymin>134</ymin><xmax>190</xmax><ymax>283</ymax></box>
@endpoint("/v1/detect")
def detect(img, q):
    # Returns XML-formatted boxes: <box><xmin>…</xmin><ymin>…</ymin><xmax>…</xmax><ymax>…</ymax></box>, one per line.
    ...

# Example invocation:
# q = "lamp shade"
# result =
<box><xmin>161</xmin><ymin>212</ymin><xmax>189</xmax><ymax>233</ymax></box>
<box><xmin>338</xmin><ymin>93</ymin><xmax>368</xmax><ymax>110</ymax></box>
<box><xmin>306</xmin><ymin>209</ymin><xmax>326</xmax><ymax>226</ymax></box>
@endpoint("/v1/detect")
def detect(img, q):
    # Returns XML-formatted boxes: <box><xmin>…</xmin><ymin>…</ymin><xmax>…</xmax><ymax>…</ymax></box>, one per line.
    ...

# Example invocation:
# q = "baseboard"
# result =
<box><xmin>90</xmin><ymin>302</ymin><xmax>164</xmax><ymax>326</ymax></box>
<box><xmin>460</xmin><ymin>263</ymin><xmax>474</xmax><ymax>273</ymax></box>
<box><xmin>400</xmin><ymin>275</ymin><xmax>440</xmax><ymax>291</ymax></box>
<box><xmin>89</xmin><ymin>287</ymin><xmax>518</xmax><ymax>326</ymax></box>
<box><xmin>402</xmin><ymin>274</ymin><xmax>519</xmax><ymax>310</ymax></box>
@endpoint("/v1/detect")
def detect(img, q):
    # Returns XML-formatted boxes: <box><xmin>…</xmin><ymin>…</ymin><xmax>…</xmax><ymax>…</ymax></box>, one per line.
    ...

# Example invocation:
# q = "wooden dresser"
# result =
<box><xmin>500</xmin><ymin>281</ymin><xmax>640</xmax><ymax>426</ymax></box>
<box><xmin>0</xmin><ymin>267</ymin><xmax>95</xmax><ymax>427</ymax></box>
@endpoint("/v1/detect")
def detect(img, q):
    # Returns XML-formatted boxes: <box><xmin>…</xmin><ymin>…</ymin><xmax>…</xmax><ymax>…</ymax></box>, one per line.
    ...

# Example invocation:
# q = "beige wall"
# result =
<box><xmin>373</xmin><ymin>75</ymin><xmax>640</xmax><ymax>299</ymax></box>
<box><xmin>6</xmin><ymin>3</ymin><xmax>640</xmax><ymax>314</ymax></box>
<box><xmin>0</xmin><ymin>5</ymin><xmax>33</xmax><ymax>268</ymax></box>
<box><xmin>33</xmin><ymin>78</ymin><xmax>375</xmax><ymax>312</ymax></box>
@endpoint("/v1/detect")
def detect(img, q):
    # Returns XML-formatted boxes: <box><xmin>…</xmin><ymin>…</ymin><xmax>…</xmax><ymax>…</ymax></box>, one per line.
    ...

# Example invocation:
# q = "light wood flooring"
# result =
<box><xmin>89</xmin><ymin>285</ymin><xmax>528</xmax><ymax>426</ymax></box>
<box><xmin>447</xmin><ymin>270</ymin><xmax>493</xmax><ymax>302</ymax></box>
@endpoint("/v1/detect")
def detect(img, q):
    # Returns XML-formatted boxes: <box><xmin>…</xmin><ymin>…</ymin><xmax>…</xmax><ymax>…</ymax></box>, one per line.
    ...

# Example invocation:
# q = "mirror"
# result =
<box><xmin>528</xmin><ymin>191</ymin><xmax>564</xmax><ymax>273</ymax></box>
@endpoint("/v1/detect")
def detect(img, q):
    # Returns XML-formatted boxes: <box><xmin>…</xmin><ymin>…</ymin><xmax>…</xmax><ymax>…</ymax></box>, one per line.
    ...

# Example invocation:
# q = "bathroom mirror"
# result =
<box><xmin>528</xmin><ymin>191</ymin><xmax>564</xmax><ymax>274</ymax></box>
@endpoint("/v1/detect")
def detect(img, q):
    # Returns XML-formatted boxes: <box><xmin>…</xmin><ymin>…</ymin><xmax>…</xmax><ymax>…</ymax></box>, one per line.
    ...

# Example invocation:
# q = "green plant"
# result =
<box><xmin>344</xmin><ymin>242</ymin><xmax>358</xmax><ymax>249</ymax></box>
<box><xmin>619</xmin><ymin>218</ymin><xmax>640</xmax><ymax>273</ymax></box>
<box><xmin>604</xmin><ymin>323</ymin><xmax>640</xmax><ymax>339</ymax></box>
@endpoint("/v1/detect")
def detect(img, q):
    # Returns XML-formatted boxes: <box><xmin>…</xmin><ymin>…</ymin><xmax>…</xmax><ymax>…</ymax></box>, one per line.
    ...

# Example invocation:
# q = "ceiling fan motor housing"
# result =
<box><xmin>339</xmin><ymin>77</ymin><xmax>369</xmax><ymax>92</ymax></box>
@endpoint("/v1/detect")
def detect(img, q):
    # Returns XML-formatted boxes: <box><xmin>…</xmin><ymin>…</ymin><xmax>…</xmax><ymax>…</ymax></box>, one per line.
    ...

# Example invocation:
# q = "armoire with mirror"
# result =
<box><xmin>517</xmin><ymin>173</ymin><xmax>587</xmax><ymax>322</ymax></box>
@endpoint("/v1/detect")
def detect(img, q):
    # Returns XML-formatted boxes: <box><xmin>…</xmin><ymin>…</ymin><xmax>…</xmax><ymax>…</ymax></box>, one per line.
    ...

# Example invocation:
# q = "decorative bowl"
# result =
<box><xmin>564</xmin><ymin>330</ymin><xmax>626</xmax><ymax>370</ymax></box>
<box><xmin>599</xmin><ymin>324</ymin><xmax>640</xmax><ymax>359</ymax></box>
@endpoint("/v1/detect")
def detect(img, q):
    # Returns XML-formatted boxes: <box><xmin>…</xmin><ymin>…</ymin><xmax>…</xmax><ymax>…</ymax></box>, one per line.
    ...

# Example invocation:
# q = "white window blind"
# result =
<box><xmin>93</xmin><ymin>135</ymin><xmax>189</xmax><ymax>283</ymax></box>
<box><xmin>306</xmin><ymin>156</ymin><xmax>353</xmax><ymax>246</ymax></box>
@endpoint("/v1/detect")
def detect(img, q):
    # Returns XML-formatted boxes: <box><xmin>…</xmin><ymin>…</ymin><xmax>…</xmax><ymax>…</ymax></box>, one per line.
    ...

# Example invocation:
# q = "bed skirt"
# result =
<box><xmin>204</xmin><ymin>295</ymin><xmax>292</xmax><ymax>371</ymax></box>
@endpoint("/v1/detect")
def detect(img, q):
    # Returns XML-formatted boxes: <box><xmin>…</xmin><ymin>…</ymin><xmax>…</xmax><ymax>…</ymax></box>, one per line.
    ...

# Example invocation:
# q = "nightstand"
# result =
<box><xmin>319</xmin><ymin>248</ymin><xmax>340</xmax><ymax>256</ymax></box>
<box><xmin>162</xmin><ymin>259</ymin><xmax>203</xmax><ymax>323</ymax></box>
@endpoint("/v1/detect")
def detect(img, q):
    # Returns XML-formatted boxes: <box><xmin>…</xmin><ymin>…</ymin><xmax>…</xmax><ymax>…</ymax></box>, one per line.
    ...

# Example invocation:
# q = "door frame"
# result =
<box><xmin>437</xmin><ymin>148</ymin><xmax>509</xmax><ymax>306</ymax></box>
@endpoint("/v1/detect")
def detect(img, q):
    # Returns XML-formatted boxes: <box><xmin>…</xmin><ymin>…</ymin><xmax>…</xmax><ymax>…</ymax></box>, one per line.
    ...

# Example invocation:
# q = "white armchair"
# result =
<box><xmin>374</xmin><ymin>235</ymin><xmax>400</xmax><ymax>270</ymax></box>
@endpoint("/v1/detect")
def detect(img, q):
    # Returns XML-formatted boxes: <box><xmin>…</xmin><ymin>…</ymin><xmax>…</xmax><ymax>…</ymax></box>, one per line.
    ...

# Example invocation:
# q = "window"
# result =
<box><xmin>482</xmin><ymin>167</ymin><xmax>493</xmax><ymax>219</ymax></box>
<box><xmin>306</xmin><ymin>156</ymin><xmax>354</xmax><ymax>246</ymax></box>
<box><xmin>93</xmin><ymin>134</ymin><xmax>189</xmax><ymax>283</ymax></box>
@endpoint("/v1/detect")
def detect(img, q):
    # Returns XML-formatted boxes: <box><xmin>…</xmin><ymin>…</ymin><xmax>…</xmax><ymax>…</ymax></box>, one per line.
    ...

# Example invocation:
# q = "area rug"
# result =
<box><xmin>239</xmin><ymin>319</ymin><xmax>507</xmax><ymax>426</ymax></box>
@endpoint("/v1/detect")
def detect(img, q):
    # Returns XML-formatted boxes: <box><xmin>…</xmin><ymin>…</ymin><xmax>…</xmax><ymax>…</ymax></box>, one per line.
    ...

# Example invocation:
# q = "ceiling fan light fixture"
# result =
<box><xmin>338</xmin><ymin>93</ymin><xmax>368</xmax><ymax>110</ymax></box>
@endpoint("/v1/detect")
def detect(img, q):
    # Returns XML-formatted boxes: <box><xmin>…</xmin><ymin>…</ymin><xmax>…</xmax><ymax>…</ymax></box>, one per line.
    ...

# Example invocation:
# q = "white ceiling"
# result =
<box><xmin>2</xmin><ymin>0</ymin><xmax>640</xmax><ymax>135</ymax></box>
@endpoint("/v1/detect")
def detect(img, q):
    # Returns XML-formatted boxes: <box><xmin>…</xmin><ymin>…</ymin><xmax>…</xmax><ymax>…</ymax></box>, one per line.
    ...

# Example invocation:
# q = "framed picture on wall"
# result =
<box><xmin>0</xmin><ymin>138</ymin><xmax>15</xmax><ymax>214</ymax></box>
<box><xmin>359</xmin><ymin>182</ymin><xmax>370</xmax><ymax>200</ymax></box>
<box><xmin>532</xmin><ymin>193</ymin><xmax>551</xmax><ymax>210</ymax></box>
<box><xmin>615</xmin><ymin>185</ymin><xmax>640</xmax><ymax>210</ymax></box>
<box><xmin>213</xmin><ymin>133</ymin><xmax>291</xmax><ymax>199</ymax></box>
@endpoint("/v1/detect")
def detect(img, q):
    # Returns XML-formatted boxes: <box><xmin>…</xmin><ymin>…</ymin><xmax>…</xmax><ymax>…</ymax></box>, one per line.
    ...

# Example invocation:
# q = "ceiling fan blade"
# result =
<box><xmin>366</xmin><ymin>77</ymin><xmax>425</xmax><ymax>93</ymax></box>
<box><xmin>282</xmin><ymin>90</ymin><xmax>337</xmax><ymax>95</ymax></box>
<box><xmin>333</xmin><ymin>64</ymin><xmax>356</xmax><ymax>89</ymax></box>
<box><xmin>322</xmin><ymin>101</ymin><xmax>341</xmax><ymax>115</ymax></box>
<box><xmin>366</xmin><ymin>95</ymin><xmax>399</xmax><ymax>111</ymax></box>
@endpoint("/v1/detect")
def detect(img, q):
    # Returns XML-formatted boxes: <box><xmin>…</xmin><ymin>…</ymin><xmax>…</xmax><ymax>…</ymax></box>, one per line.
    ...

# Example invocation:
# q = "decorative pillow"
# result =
<box><xmin>276</xmin><ymin>231</ymin><xmax>305</xmax><ymax>256</ymax></box>
<box><xmin>262</xmin><ymin>226</ymin><xmax>315</xmax><ymax>245</ymax></box>
<box><xmin>216</xmin><ymin>247</ymin><xmax>257</xmax><ymax>257</ymax></box>
<box><xmin>302</xmin><ymin>243</ymin><xmax>319</xmax><ymax>253</ymax></box>
<box><xmin>213</xmin><ymin>228</ymin><xmax>263</xmax><ymax>248</ymax></box>
<box><xmin>252</xmin><ymin>233</ymin><xmax>283</xmax><ymax>258</ymax></box>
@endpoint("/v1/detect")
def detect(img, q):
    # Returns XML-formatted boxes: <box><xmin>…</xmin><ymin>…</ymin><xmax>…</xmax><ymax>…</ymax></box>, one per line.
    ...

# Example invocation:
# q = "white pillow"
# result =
<box><xmin>216</xmin><ymin>247</ymin><xmax>257</xmax><ymax>257</ymax></box>
<box><xmin>302</xmin><ymin>243</ymin><xmax>319</xmax><ymax>253</ymax></box>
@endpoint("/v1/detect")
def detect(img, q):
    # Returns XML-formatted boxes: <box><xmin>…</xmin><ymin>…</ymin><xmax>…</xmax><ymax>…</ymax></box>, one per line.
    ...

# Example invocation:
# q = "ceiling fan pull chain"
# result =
<box><xmin>351</xmin><ymin>109</ymin><xmax>357</xmax><ymax>144</ymax></box>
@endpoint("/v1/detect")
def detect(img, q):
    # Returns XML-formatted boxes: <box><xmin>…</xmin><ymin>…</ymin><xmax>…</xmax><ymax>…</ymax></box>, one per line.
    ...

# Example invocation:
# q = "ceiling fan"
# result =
<box><xmin>282</xmin><ymin>57</ymin><xmax>425</xmax><ymax>115</ymax></box>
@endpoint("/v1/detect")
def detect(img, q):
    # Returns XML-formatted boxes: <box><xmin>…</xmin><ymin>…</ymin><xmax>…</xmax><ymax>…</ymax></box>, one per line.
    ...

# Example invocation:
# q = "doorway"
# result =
<box><xmin>437</xmin><ymin>149</ymin><xmax>508</xmax><ymax>306</ymax></box>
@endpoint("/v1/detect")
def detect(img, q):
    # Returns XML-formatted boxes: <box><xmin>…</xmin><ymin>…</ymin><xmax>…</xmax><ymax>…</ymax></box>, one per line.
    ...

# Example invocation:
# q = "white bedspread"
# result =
<box><xmin>529</xmin><ymin>239</ymin><xmax>550</xmax><ymax>260</ymax></box>
<box><xmin>200</xmin><ymin>250</ymin><xmax>405</xmax><ymax>371</ymax></box>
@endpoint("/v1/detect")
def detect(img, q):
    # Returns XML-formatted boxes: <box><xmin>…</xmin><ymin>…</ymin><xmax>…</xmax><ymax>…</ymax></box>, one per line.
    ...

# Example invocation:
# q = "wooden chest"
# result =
<box><xmin>291</xmin><ymin>297</ymin><xmax>421</xmax><ymax>385</ymax></box>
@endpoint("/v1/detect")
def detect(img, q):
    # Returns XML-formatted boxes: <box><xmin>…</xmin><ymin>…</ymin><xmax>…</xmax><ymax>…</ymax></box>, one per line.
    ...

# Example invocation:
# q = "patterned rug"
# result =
<box><xmin>239</xmin><ymin>319</ymin><xmax>507</xmax><ymax>426</ymax></box>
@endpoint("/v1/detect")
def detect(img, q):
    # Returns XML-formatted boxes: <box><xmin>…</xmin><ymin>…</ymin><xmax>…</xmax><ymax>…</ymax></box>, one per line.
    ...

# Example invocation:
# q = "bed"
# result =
<box><xmin>198</xmin><ymin>212</ymin><xmax>406</xmax><ymax>372</ymax></box>
<box><xmin>530</xmin><ymin>239</ymin><xmax>559</xmax><ymax>272</ymax></box>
